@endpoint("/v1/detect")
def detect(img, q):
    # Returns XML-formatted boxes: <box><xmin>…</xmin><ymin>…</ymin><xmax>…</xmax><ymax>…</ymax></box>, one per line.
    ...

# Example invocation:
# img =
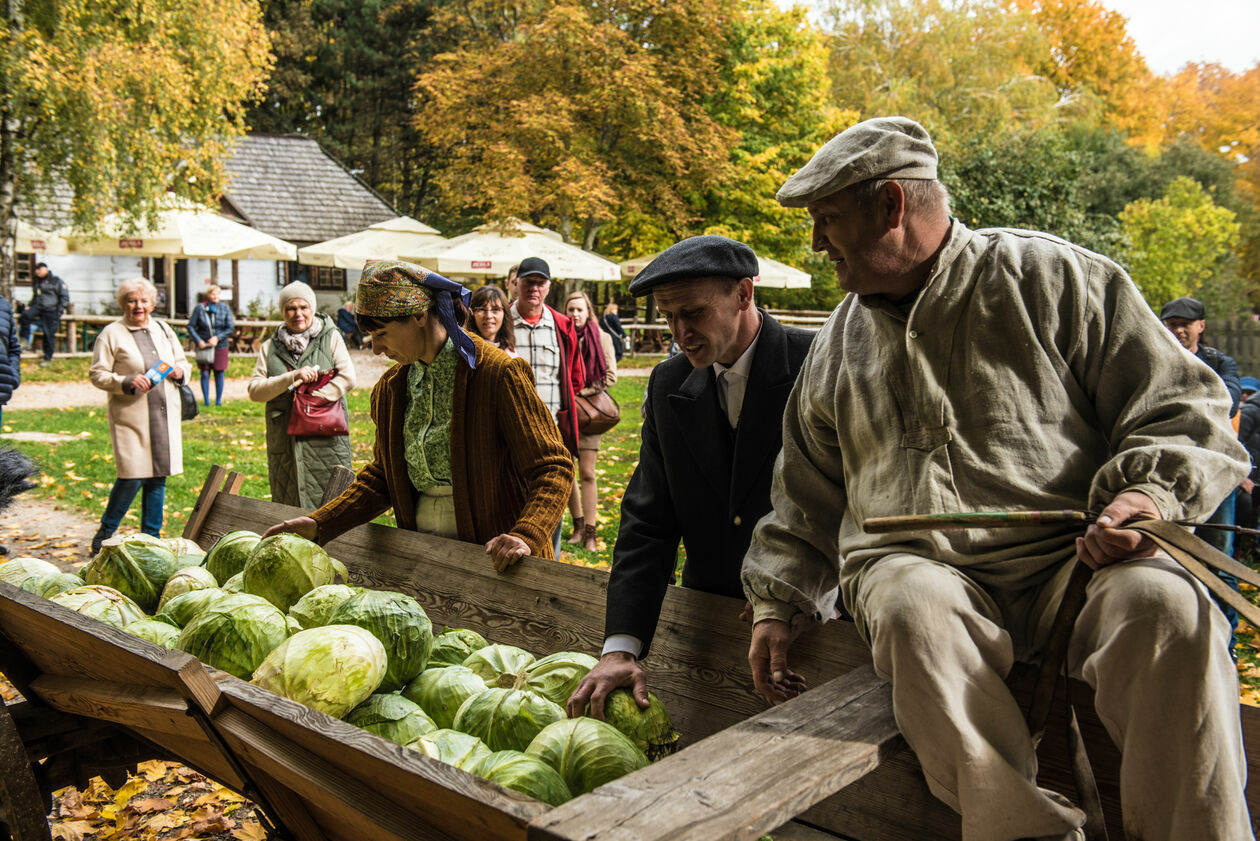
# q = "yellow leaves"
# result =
<box><xmin>232</xmin><ymin>822</ymin><xmax>269</xmax><ymax>841</ymax></box>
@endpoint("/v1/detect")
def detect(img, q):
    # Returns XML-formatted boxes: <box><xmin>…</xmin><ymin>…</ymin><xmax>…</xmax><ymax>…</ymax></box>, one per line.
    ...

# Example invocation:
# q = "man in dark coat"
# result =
<box><xmin>20</xmin><ymin>263</ymin><xmax>70</xmax><ymax>365</ymax></box>
<box><xmin>567</xmin><ymin>235</ymin><xmax>813</xmax><ymax>719</ymax></box>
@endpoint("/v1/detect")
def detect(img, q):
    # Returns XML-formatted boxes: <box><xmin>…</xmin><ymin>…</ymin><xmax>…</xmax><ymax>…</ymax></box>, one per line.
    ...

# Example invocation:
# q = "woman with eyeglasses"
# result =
<box><xmin>467</xmin><ymin>284</ymin><xmax>517</xmax><ymax>357</ymax></box>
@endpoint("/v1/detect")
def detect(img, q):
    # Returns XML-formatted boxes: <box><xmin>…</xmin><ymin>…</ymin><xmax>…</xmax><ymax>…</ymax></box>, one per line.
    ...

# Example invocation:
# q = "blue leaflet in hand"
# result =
<box><xmin>145</xmin><ymin>361</ymin><xmax>174</xmax><ymax>385</ymax></box>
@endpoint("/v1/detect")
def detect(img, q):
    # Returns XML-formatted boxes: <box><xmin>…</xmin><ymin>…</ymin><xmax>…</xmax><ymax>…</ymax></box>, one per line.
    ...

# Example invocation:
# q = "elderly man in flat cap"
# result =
<box><xmin>567</xmin><ymin>235</ymin><xmax>813</xmax><ymax>720</ymax></box>
<box><xmin>741</xmin><ymin>117</ymin><xmax>1253</xmax><ymax>840</ymax></box>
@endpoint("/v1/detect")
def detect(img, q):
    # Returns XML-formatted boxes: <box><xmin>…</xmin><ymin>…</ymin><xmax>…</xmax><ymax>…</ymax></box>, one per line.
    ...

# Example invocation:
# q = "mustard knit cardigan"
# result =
<box><xmin>310</xmin><ymin>332</ymin><xmax>574</xmax><ymax>559</ymax></box>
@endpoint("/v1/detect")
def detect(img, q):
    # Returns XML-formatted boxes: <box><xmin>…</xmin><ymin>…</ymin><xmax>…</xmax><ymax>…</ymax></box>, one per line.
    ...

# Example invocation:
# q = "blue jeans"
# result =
<box><xmin>100</xmin><ymin>476</ymin><xmax>167</xmax><ymax>537</ymax></box>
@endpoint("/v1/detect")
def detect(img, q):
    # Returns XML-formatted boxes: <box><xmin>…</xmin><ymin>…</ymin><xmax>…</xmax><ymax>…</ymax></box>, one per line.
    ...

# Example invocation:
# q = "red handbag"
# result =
<box><xmin>287</xmin><ymin>369</ymin><xmax>349</xmax><ymax>437</ymax></box>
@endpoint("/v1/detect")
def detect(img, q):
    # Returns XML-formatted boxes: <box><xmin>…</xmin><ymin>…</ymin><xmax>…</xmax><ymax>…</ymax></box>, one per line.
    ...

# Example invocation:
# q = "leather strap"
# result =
<box><xmin>1129</xmin><ymin>519</ymin><xmax>1260</xmax><ymax>630</ymax></box>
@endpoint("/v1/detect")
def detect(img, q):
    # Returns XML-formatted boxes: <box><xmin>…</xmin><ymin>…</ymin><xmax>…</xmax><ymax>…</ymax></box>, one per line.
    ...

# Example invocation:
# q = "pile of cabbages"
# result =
<box><xmin>0</xmin><ymin>531</ymin><xmax>678</xmax><ymax>806</ymax></box>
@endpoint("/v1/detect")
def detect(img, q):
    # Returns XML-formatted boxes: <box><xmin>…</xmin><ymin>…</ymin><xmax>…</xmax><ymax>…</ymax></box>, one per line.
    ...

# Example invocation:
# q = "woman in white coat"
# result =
<box><xmin>89</xmin><ymin>277</ymin><xmax>191</xmax><ymax>552</ymax></box>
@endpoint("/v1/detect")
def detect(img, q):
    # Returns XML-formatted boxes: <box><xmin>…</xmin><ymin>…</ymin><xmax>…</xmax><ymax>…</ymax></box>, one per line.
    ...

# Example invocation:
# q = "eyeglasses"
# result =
<box><xmin>473</xmin><ymin>306</ymin><xmax>504</xmax><ymax>315</ymax></box>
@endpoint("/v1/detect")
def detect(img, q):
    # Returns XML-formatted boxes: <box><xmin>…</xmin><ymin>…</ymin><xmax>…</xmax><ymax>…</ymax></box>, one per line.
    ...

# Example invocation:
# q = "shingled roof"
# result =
<box><xmin>222</xmin><ymin>134</ymin><xmax>397</xmax><ymax>245</ymax></box>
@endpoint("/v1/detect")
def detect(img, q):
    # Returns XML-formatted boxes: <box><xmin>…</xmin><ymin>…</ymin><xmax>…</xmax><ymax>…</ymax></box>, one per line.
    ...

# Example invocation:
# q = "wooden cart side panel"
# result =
<box><xmin>217</xmin><ymin>679</ymin><xmax>548</xmax><ymax>841</ymax></box>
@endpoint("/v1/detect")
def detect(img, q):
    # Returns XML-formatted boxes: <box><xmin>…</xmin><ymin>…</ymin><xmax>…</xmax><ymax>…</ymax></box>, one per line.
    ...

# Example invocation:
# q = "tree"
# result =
<box><xmin>0</xmin><ymin>0</ymin><xmax>271</xmax><ymax>295</ymax></box>
<box><xmin>413</xmin><ymin>0</ymin><xmax>737</xmax><ymax>249</ymax></box>
<box><xmin>1118</xmin><ymin>176</ymin><xmax>1241</xmax><ymax>310</ymax></box>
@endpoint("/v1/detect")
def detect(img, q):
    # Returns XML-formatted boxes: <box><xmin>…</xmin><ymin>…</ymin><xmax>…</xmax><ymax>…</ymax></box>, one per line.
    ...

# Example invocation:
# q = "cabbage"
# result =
<box><xmin>345</xmin><ymin>693</ymin><xmax>437</xmax><ymax>746</ymax></box>
<box><xmin>158</xmin><ymin>587</ymin><xmax>228</xmax><ymax>628</ymax></box>
<box><xmin>21</xmin><ymin>571</ymin><xmax>87</xmax><ymax>599</ymax></box>
<box><xmin>288</xmin><ymin>584</ymin><xmax>359</xmax><ymax>630</ymax></box>
<box><xmin>124</xmin><ymin>618</ymin><xmax>182</xmax><ymax>648</ymax></box>
<box><xmin>203</xmin><ymin>530</ymin><xmax>261</xmax><ymax>583</ymax></box>
<box><xmin>161</xmin><ymin>537</ymin><xmax>206</xmax><ymax>567</ymax></box>
<box><xmin>176</xmin><ymin>593</ymin><xmax>291</xmax><ymax>679</ymax></box>
<box><xmin>327</xmin><ymin>590</ymin><xmax>434</xmax><ymax>691</ymax></box>
<box><xmin>158</xmin><ymin>566</ymin><xmax>219</xmax><ymax>610</ymax></box>
<box><xmin>526</xmin><ymin>717</ymin><xmax>649</xmax><ymax>795</ymax></box>
<box><xmin>402</xmin><ymin>666</ymin><xmax>486</xmax><ymax>729</ymax></box>
<box><xmin>509</xmin><ymin>651</ymin><xmax>599</xmax><ymax>705</ymax></box>
<box><xmin>453</xmin><ymin>688</ymin><xmax>565</xmax><ymax>752</ymax></box>
<box><xmin>49</xmin><ymin>585</ymin><xmax>147</xmax><ymax>629</ymax></box>
<box><xmin>0</xmin><ymin>557</ymin><xmax>59</xmax><ymax>587</ymax></box>
<box><xmin>602</xmin><ymin>690</ymin><xmax>680</xmax><ymax>760</ymax></box>
<box><xmin>472</xmin><ymin>750</ymin><xmax>573</xmax><ymax>806</ymax></box>
<box><xmin>221</xmin><ymin>572</ymin><xmax>245</xmax><ymax>593</ymax></box>
<box><xmin>81</xmin><ymin>535</ymin><xmax>180</xmax><ymax>612</ymax></box>
<box><xmin>407</xmin><ymin>729</ymin><xmax>491</xmax><ymax>771</ymax></box>
<box><xmin>242</xmin><ymin>534</ymin><xmax>342</xmax><ymax>612</ymax></box>
<box><xmin>251</xmin><ymin>625</ymin><xmax>387</xmax><ymax>719</ymax></box>
<box><xmin>463</xmin><ymin>644</ymin><xmax>535</xmax><ymax>683</ymax></box>
<box><xmin>285</xmin><ymin>615</ymin><xmax>302</xmax><ymax>635</ymax></box>
<box><xmin>429</xmin><ymin>628</ymin><xmax>488</xmax><ymax>667</ymax></box>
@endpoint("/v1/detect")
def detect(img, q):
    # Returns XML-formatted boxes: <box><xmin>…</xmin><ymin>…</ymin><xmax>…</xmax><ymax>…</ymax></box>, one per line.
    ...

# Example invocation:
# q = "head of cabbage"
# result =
<box><xmin>452</xmin><ymin>688</ymin><xmax>565</xmax><ymax>752</ymax></box>
<box><xmin>288</xmin><ymin>584</ymin><xmax>359</xmax><ymax>630</ymax></box>
<box><xmin>504</xmin><ymin>651</ymin><xmax>598</xmax><ymax>706</ymax></box>
<box><xmin>428</xmin><ymin>628</ymin><xmax>488</xmax><ymax>667</ymax></box>
<box><xmin>242</xmin><ymin>533</ymin><xmax>346</xmax><ymax>612</ymax></box>
<box><xmin>463</xmin><ymin>644</ymin><xmax>535</xmax><ymax>683</ymax></box>
<box><xmin>221</xmin><ymin>572</ymin><xmax>245</xmax><ymax>593</ymax></box>
<box><xmin>407</xmin><ymin>729</ymin><xmax>491</xmax><ymax>771</ymax></box>
<box><xmin>526</xmin><ymin>717</ymin><xmax>649</xmax><ymax>796</ymax></box>
<box><xmin>472</xmin><ymin>750</ymin><xmax>573</xmax><ymax>806</ymax></box>
<box><xmin>124</xmin><ymin>618</ymin><xmax>183</xmax><ymax>649</ymax></box>
<box><xmin>602</xmin><ymin>690</ymin><xmax>680</xmax><ymax>760</ymax></box>
<box><xmin>0</xmin><ymin>557</ymin><xmax>60</xmax><ymax>588</ymax></box>
<box><xmin>401</xmin><ymin>665</ymin><xmax>486</xmax><ymax>730</ymax></box>
<box><xmin>81</xmin><ymin>535</ymin><xmax>179</xmax><ymax>612</ymax></box>
<box><xmin>160</xmin><ymin>537</ymin><xmax>206</xmax><ymax>567</ymax></box>
<box><xmin>251</xmin><ymin>625</ymin><xmax>386</xmax><ymax>719</ymax></box>
<box><xmin>21</xmin><ymin>571</ymin><xmax>88</xmax><ymax>599</ymax></box>
<box><xmin>158</xmin><ymin>565</ymin><xmax>219</xmax><ymax>611</ymax></box>
<box><xmin>344</xmin><ymin>693</ymin><xmax>437</xmax><ymax>746</ymax></box>
<box><xmin>158</xmin><ymin>587</ymin><xmax>229</xmax><ymax>628</ymax></box>
<box><xmin>327</xmin><ymin>590</ymin><xmax>433</xmax><ymax>691</ymax></box>
<box><xmin>176</xmin><ymin>593</ymin><xmax>291</xmax><ymax>679</ymax></box>
<box><xmin>203</xmin><ymin>530</ymin><xmax>261</xmax><ymax>583</ymax></box>
<box><xmin>49</xmin><ymin>585</ymin><xmax>147</xmax><ymax>629</ymax></box>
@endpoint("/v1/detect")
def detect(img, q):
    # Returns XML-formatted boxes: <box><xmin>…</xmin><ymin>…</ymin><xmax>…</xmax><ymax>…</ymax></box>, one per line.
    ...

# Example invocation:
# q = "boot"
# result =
<box><xmin>91</xmin><ymin>526</ymin><xmax>112</xmax><ymax>555</ymax></box>
<box><xmin>582</xmin><ymin>523</ymin><xmax>598</xmax><ymax>552</ymax></box>
<box><xmin>567</xmin><ymin>517</ymin><xmax>585</xmax><ymax>544</ymax></box>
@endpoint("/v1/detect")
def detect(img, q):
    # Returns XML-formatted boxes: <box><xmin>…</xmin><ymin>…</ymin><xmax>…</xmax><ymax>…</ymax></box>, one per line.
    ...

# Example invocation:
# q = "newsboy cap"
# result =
<box><xmin>776</xmin><ymin>116</ymin><xmax>939</xmax><ymax>208</ymax></box>
<box><xmin>627</xmin><ymin>235</ymin><xmax>759</xmax><ymax>297</ymax></box>
<box><xmin>1159</xmin><ymin>297</ymin><xmax>1206</xmax><ymax>321</ymax></box>
<box><xmin>517</xmin><ymin>256</ymin><xmax>551</xmax><ymax>281</ymax></box>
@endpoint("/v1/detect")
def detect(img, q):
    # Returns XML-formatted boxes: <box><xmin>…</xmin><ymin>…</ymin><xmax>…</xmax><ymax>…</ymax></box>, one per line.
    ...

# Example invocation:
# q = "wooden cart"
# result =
<box><xmin>3</xmin><ymin>465</ymin><xmax>1259</xmax><ymax>841</ymax></box>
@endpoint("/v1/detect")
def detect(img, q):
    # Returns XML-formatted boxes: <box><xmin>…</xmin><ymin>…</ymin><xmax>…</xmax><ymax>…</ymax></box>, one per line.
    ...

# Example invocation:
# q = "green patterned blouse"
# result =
<box><xmin>404</xmin><ymin>338</ymin><xmax>457</xmax><ymax>493</ymax></box>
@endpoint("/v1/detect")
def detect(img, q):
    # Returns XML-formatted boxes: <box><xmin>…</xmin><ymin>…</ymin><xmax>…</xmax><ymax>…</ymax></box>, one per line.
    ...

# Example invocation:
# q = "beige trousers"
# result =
<box><xmin>849</xmin><ymin>552</ymin><xmax>1252</xmax><ymax>841</ymax></box>
<box><xmin>413</xmin><ymin>485</ymin><xmax>458</xmax><ymax>540</ymax></box>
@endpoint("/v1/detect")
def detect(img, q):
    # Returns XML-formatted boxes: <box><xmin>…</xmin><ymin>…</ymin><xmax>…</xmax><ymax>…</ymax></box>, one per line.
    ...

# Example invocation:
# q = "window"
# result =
<box><xmin>276</xmin><ymin>261</ymin><xmax>345</xmax><ymax>291</ymax></box>
<box><xmin>13</xmin><ymin>254</ymin><xmax>34</xmax><ymax>288</ymax></box>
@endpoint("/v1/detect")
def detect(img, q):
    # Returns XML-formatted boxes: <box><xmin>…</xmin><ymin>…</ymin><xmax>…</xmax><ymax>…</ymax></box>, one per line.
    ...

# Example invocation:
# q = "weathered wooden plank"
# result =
<box><xmin>182</xmin><ymin>464</ymin><xmax>230</xmax><ymax>542</ymax></box>
<box><xmin>0</xmin><ymin>699</ymin><xmax>51</xmax><ymax>841</ymax></box>
<box><xmin>529</xmin><ymin>665</ymin><xmax>900</xmax><ymax>841</ymax></box>
<box><xmin>29</xmin><ymin>675</ymin><xmax>196</xmax><ymax>739</ymax></box>
<box><xmin>218</xmin><ymin>678</ymin><xmax>548</xmax><ymax>841</ymax></box>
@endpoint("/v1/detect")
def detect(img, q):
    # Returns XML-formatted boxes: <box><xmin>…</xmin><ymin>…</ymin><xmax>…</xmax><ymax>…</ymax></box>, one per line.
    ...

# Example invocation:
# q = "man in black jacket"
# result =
<box><xmin>566</xmin><ymin>235</ymin><xmax>814</xmax><ymax>719</ymax></box>
<box><xmin>20</xmin><ymin>263</ymin><xmax>71</xmax><ymax>366</ymax></box>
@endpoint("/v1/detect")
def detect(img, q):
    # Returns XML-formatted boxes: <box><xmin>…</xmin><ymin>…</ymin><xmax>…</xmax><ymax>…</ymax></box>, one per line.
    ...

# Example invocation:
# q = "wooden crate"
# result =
<box><xmin>3</xmin><ymin>467</ymin><xmax>1259</xmax><ymax>840</ymax></box>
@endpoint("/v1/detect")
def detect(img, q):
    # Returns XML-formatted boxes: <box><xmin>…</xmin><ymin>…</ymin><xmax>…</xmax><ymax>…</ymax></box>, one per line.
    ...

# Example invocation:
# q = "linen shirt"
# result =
<box><xmin>742</xmin><ymin>222</ymin><xmax>1250</xmax><ymax>629</ymax></box>
<box><xmin>513</xmin><ymin>303</ymin><xmax>562</xmax><ymax>418</ymax></box>
<box><xmin>404</xmin><ymin>339</ymin><xmax>457</xmax><ymax>493</ymax></box>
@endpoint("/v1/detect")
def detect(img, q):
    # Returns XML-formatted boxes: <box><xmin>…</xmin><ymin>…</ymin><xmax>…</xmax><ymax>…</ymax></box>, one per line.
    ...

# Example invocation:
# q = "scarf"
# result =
<box><xmin>576</xmin><ymin>317</ymin><xmax>608</xmax><ymax>389</ymax></box>
<box><xmin>277</xmin><ymin>316</ymin><xmax>322</xmax><ymax>357</ymax></box>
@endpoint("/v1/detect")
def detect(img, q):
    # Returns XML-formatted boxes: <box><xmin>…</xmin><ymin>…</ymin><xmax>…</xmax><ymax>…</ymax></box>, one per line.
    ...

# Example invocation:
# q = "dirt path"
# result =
<box><xmin>0</xmin><ymin>496</ymin><xmax>99</xmax><ymax>573</ymax></box>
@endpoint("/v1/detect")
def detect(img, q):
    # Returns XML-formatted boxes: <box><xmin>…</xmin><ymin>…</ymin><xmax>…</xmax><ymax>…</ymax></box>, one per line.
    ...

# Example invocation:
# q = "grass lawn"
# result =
<box><xmin>3</xmin><ymin>374</ymin><xmax>656</xmax><ymax>573</ymax></box>
<box><xmin>20</xmin><ymin>354</ymin><xmax>258</xmax><ymax>383</ymax></box>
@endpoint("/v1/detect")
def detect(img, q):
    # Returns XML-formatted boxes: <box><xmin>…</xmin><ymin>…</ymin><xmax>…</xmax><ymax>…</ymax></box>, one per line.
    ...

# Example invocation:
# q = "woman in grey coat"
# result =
<box><xmin>247</xmin><ymin>282</ymin><xmax>356</xmax><ymax>508</ymax></box>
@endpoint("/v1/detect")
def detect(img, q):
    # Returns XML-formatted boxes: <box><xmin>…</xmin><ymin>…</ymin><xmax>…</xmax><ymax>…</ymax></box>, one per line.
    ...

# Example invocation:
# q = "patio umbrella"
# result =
<box><xmin>59</xmin><ymin>204</ymin><xmax>297</xmax><ymax>261</ymax></box>
<box><xmin>15</xmin><ymin>222</ymin><xmax>68</xmax><ymax>256</ymax></box>
<box><xmin>298</xmin><ymin>216</ymin><xmax>446</xmax><ymax>271</ymax></box>
<box><xmin>620</xmin><ymin>251</ymin><xmax>813</xmax><ymax>289</ymax></box>
<box><xmin>400</xmin><ymin>219</ymin><xmax>620</xmax><ymax>282</ymax></box>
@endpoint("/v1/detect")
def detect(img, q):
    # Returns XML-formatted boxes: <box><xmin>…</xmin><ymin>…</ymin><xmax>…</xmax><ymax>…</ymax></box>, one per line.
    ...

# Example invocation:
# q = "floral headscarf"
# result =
<box><xmin>357</xmin><ymin>260</ymin><xmax>476</xmax><ymax>368</ymax></box>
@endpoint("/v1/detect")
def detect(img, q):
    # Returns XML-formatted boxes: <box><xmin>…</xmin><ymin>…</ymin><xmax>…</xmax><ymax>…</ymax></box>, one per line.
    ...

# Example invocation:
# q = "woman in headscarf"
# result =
<box><xmin>563</xmin><ymin>290</ymin><xmax>618</xmax><ymax>551</ymax></box>
<box><xmin>247</xmin><ymin>281</ymin><xmax>357</xmax><ymax>508</ymax></box>
<box><xmin>262</xmin><ymin>260</ymin><xmax>572</xmax><ymax>569</ymax></box>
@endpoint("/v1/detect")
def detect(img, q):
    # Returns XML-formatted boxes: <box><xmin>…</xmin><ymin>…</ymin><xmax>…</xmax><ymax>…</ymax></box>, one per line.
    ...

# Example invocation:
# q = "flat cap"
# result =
<box><xmin>1159</xmin><ymin>297</ymin><xmax>1206</xmax><ymax>321</ymax></box>
<box><xmin>777</xmin><ymin>116</ymin><xmax>938</xmax><ymax>208</ymax></box>
<box><xmin>628</xmin><ymin>235</ymin><xmax>758</xmax><ymax>296</ymax></box>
